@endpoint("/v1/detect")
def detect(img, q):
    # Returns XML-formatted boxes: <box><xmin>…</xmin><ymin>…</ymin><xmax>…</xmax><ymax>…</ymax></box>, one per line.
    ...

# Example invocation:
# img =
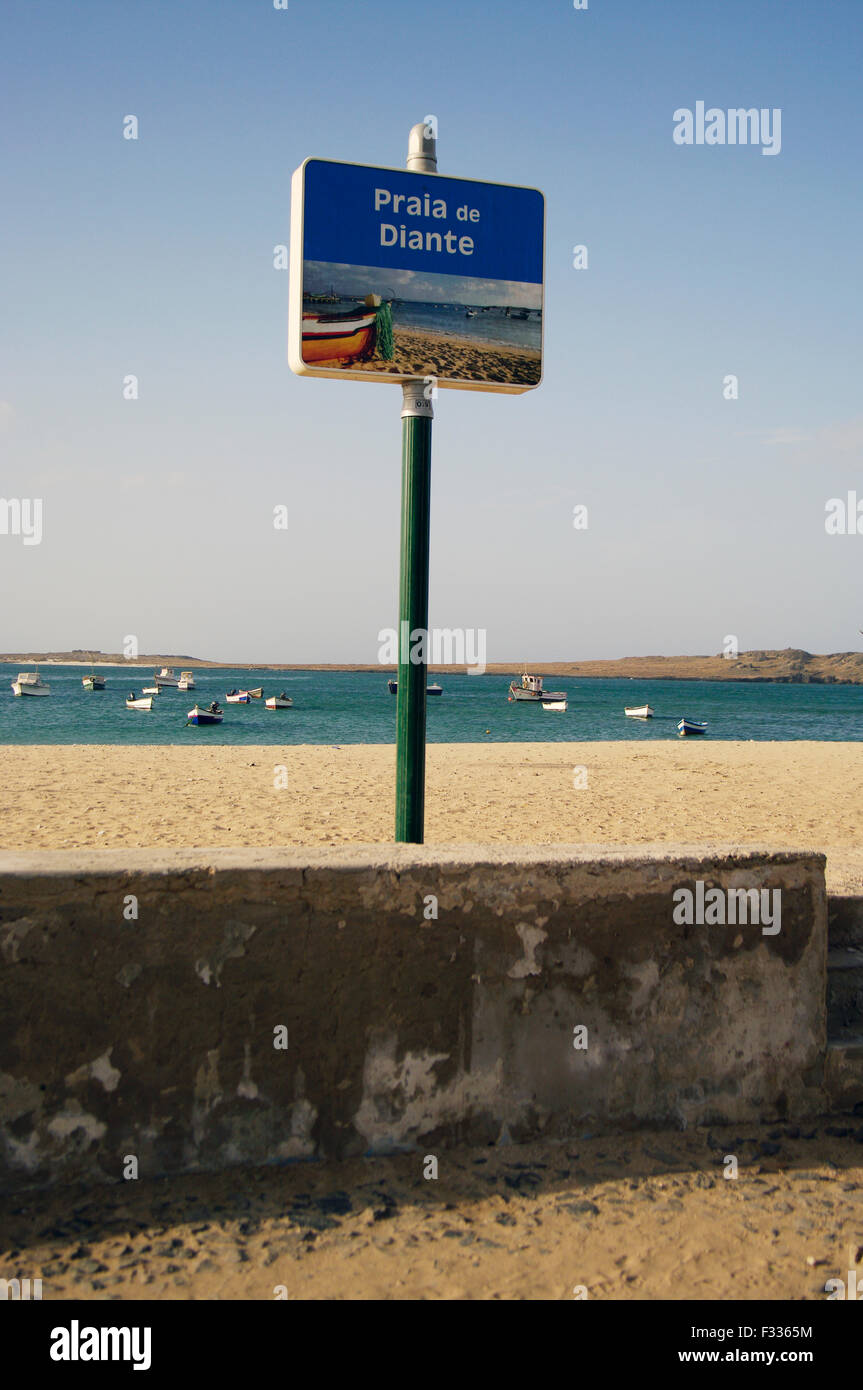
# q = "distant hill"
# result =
<box><xmin>2</xmin><ymin>648</ymin><xmax>863</xmax><ymax>683</ymax></box>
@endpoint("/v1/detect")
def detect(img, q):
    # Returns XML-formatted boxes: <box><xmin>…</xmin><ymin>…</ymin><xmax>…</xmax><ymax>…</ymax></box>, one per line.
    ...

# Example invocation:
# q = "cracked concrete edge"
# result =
<box><xmin>0</xmin><ymin>842</ymin><xmax>827</xmax><ymax>878</ymax></box>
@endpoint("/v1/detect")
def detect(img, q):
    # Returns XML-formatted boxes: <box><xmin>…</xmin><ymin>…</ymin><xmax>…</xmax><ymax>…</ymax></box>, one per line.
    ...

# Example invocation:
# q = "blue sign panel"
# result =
<box><xmin>302</xmin><ymin>160</ymin><xmax>543</xmax><ymax>285</ymax></box>
<box><xmin>290</xmin><ymin>158</ymin><xmax>545</xmax><ymax>394</ymax></box>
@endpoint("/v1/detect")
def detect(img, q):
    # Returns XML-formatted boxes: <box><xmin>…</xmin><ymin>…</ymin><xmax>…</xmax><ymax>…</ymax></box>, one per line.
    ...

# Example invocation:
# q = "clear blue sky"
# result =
<box><xmin>2</xmin><ymin>0</ymin><xmax>861</xmax><ymax>661</ymax></box>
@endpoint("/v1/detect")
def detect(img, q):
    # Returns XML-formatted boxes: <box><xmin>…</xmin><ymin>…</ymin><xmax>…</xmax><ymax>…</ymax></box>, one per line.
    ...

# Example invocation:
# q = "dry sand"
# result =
<box><xmin>3</xmin><ymin>740</ymin><xmax>862</xmax><ymax>891</ymax></box>
<box><xmin>318</xmin><ymin>327</ymin><xmax>541</xmax><ymax>386</ymax></box>
<box><xmin>3</xmin><ymin>739</ymin><xmax>862</xmax><ymax>1301</ymax></box>
<box><xmin>3</xmin><ymin>1123</ymin><xmax>862</xmax><ymax>1301</ymax></box>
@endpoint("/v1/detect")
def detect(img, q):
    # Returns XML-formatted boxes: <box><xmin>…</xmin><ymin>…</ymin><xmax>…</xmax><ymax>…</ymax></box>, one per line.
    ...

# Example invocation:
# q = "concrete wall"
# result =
<box><xmin>0</xmin><ymin>845</ymin><xmax>828</xmax><ymax>1191</ymax></box>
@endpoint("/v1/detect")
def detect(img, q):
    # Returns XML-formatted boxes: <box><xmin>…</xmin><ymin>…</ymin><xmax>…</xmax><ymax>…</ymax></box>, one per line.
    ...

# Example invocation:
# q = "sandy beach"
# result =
<box><xmin>3</xmin><ymin>740</ymin><xmax>862</xmax><ymax>891</ymax></box>
<box><xmin>3</xmin><ymin>739</ymin><xmax>862</xmax><ymax>1302</ymax></box>
<box><xmin>3</xmin><ymin>1121</ymin><xmax>861</xmax><ymax>1302</ymax></box>
<box><xmin>319</xmin><ymin>327</ymin><xmax>542</xmax><ymax>386</ymax></box>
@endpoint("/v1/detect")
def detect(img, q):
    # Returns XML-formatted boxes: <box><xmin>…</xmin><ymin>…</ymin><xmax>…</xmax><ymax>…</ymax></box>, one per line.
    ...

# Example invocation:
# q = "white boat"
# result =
<box><xmin>11</xmin><ymin>672</ymin><xmax>50</xmax><ymax>697</ymax></box>
<box><xmin>265</xmin><ymin>693</ymin><xmax>293</xmax><ymax>709</ymax></box>
<box><xmin>177</xmin><ymin>671</ymin><xmax>196</xmax><ymax>691</ymax></box>
<box><xmin>142</xmin><ymin>686</ymin><xmax>160</xmax><ymax>696</ymax></box>
<box><xmin>247</xmin><ymin>687</ymin><xmax>263</xmax><ymax>699</ymax></box>
<box><xmin>125</xmin><ymin>693</ymin><xmax>153</xmax><ymax>711</ymax></box>
<box><xmin>225</xmin><ymin>689</ymin><xmax>251</xmax><ymax>704</ymax></box>
<box><xmin>153</xmin><ymin>667</ymin><xmax>179</xmax><ymax>688</ymax></box>
<box><xmin>82</xmin><ymin>673</ymin><xmax>106</xmax><ymax>691</ymax></box>
<box><xmin>624</xmin><ymin>705</ymin><xmax>654</xmax><ymax>719</ymax></box>
<box><xmin>427</xmin><ymin>683</ymin><xmax>443</xmax><ymax>696</ymax></box>
<box><xmin>508</xmin><ymin>671</ymin><xmax>566</xmax><ymax>703</ymax></box>
<box><xmin>541</xmin><ymin>699</ymin><xmax>567</xmax><ymax>711</ymax></box>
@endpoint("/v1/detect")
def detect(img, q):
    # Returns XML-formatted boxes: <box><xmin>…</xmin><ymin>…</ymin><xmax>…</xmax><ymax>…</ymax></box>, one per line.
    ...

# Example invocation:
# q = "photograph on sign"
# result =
<box><xmin>289</xmin><ymin>160</ymin><xmax>545</xmax><ymax>394</ymax></box>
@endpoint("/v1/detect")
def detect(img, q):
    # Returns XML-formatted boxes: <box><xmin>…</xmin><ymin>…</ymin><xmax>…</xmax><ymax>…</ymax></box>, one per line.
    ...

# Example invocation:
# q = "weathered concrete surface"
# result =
<box><xmin>0</xmin><ymin>844</ymin><xmax>828</xmax><ymax>1192</ymax></box>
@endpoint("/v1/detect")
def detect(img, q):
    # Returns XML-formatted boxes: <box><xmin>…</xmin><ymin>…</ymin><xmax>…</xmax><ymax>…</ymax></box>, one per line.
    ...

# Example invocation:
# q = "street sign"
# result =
<box><xmin>289</xmin><ymin>158</ymin><xmax>544</xmax><ymax>394</ymax></box>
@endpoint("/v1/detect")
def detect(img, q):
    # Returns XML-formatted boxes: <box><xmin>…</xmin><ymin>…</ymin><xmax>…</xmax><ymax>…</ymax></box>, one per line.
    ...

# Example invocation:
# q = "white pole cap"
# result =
<box><xmin>407</xmin><ymin>121</ymin><xmax>437</xmax><ymax>173</ymax></box>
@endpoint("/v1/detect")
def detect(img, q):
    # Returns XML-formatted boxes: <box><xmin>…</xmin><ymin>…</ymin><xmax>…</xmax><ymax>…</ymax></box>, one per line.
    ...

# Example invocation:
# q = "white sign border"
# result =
<box><xmin>288</xmin><ymin>157</ymin><xmax>545</xmax><ymax>396</ymax></box>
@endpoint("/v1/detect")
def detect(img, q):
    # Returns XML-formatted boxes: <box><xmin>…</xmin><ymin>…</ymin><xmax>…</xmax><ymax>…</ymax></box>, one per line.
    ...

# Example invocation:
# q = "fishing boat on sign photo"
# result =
<box><xmin>302</xmin><ymin>307</ymin><xmax>377</xmax><ymax>363</ymax></box>
<box><xmin>301</xmin><ymin>293</ymin><xmax>394</xmax><ymax>366</ymax></box>
<box><xmin>508</xmin><ymin>671</ymin><xmax>566</xmax><ymax>703</ymax></box>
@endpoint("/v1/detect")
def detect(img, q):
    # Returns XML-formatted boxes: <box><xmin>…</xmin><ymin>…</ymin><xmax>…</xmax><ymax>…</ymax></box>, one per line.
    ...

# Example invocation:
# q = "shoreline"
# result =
<box><xmin>3</xmin><ymin>649</ymin><xmax>862</xmax><ymax>683</ymax></box>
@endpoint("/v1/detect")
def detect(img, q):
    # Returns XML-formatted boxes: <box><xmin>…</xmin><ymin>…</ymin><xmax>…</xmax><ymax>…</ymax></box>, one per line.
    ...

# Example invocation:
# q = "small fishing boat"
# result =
<box><xmin>625</xmin><ymin>705</ymin><xmax>654</xmax><ymax>719</ymax></box>
<box><xmin>225</xmin><ymin>689</ymin><xmax>251</xmax><ymax>704</ymax></box>
<box><xmin>302</xmin><ymin>307</ymin><xmax>377</xmax><ymax>364</ymax></box>
<box><xmin>541</xmin><ymin>699</ymin><xmax>567</xmax><ymax>711</ymax></box>
<box><xmin>177</xmin><ymin>671</ymin><xmax>196</xmax><ymax>691</ymax></box>
<box><xmin>188</xmin><ymin>702</ymin><xmax>223</xmax><ymax>726</ymax></box>
<box><xmin>11</xmin><ymin>672</ymin><xmax>50</xmax><ymax>697</ymax></box>
<box><xmin>142</xmin><ymin>686</ymin><xmax>160</xmax><ymax>696</ymax></box>
<box><xmin>153</xmin><ymin>667</ymin><xmax>179</xmax><ymax>688</ymax></box>
<box><xmin>247</xmin><ymin>687</ymin><xmax>263</xmax><ymax>699</ymax></box>
<box><xmin>387</xmin><ymin>680</ymin><xmax>445</xmax><ymax>695</ymax></box>
<box><xmin>678</xmin><ymin>718</ymin><xmax>708</xmax><ymax>737</ymax></box>
<box><xmin>126</xmin><ymin>692</ymin><xmax>153</xmax><ymax>711</ymax></box>
<box><xmin>508</xmin><ymin>671</ymin><xmax>566</xmax><ymax>703</ymax></box>
<box><xmin>265</xmin><ymin>693</ymin><xmax>293</xmax><ymax>710</ymax></box>
<box><xmin>465</xmin><ymin>308</ymin><xmax>477</xmax><ymax>318</ymax></box>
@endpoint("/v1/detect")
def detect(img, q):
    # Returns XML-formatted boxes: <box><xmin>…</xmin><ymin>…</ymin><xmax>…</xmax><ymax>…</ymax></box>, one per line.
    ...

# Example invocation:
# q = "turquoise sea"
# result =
<box><xmin>1</xmin><ymin>665</ymin><xmax>861</xmax><ymax>745</ymax></box>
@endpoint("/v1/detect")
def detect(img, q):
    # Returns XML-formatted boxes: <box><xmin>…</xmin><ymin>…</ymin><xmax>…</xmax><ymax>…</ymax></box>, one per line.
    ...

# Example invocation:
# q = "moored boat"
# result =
<box><xmin>265</xmin><ymin>693</ymin><xmax>293</xmax><ymax>709</ymax></box>
<box><xmin>177</xmin><ymin>671</ymin><xmax>196</xmax><ymax>691</ymax></box>
<box><xmin>541</xmin><ymin>699</ymin><xmax>567</xmax><ymax>711</ymax></box>
<box><xmin>508</xmin><ymin>671</ymin><xmax>566</xmax><ymax>703</ymax></box>
<box><xmin>153</xmin><ymin>667</ymin><xmax>179</xmax><ymax>688</ymax></box>
<box><xmin>11</xmin><ymin>672</ymin><xmax>50</xmax><ymax>697</ymax></box>
<box><xmin>225</xmin><ymin>689</ymin><xmax>251</xmax><ymax>704</ymax></box>
<box><xmin>247</xmin><ymin>687</ymin><xmax>263</xmax><ymax>699</ymax></box>
<box><xmin>188</xmin><ymin>702</ymin><xmax>223</xmax><ymax>726</ymax></box>
<box><xmin>142</xmin><ymin>686</ymin><xmax>160</xmax><ymax>696</ymax></box>
<box><xmin>625</xmin><ymin>704</ymin><xmax>654</xmax><ymax>718</ymax></box>
<box><xmin>387</xmin><ymin>679</ymin><xmax>445</xmax><ymax>695</ymax></box>
<box><xmin>678</xmin><ymin>717</ymin><xmax>708</xmax><ymax>736</ymax></box>
<box><xmin>125</xmin><ymin>692</ymin><xmax>153</xmax><ymax>711</ymax></box>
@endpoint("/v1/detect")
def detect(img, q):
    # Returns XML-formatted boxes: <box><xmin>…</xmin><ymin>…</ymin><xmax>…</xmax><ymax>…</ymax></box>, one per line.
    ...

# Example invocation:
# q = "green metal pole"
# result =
<box><xmin>394</xmin><ymin>120</ymin><xmax>438</xmax><ymax>844</ymax></box>
<box><xmin>395</xmin><ymin>384</ymin><xmax>433</xmax><ymax>842</ymax></box>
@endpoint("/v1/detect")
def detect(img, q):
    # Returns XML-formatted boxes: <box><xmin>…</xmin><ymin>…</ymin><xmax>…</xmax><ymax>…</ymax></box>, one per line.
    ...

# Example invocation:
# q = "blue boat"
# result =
<box><xmin>678</xmin><ymin>717</ymin><xmax>708</xmax><ymax>736</ymax></box>
<box><xmin>188</xmin><ymin>702</ymin><xmax>223</xmax><ymax>726</ymax></box>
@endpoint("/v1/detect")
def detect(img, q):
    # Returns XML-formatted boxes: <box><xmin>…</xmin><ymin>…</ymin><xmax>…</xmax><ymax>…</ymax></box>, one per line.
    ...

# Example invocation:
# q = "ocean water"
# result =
<box><xmin>390</xmin><ymin>301</ymin><xmax>541</xmax><ymax>351</ymax></box>
<box><xmin>1</xmin><ymin>665</ymin><xmax>861</xmax><ymax>746</ymax></box>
